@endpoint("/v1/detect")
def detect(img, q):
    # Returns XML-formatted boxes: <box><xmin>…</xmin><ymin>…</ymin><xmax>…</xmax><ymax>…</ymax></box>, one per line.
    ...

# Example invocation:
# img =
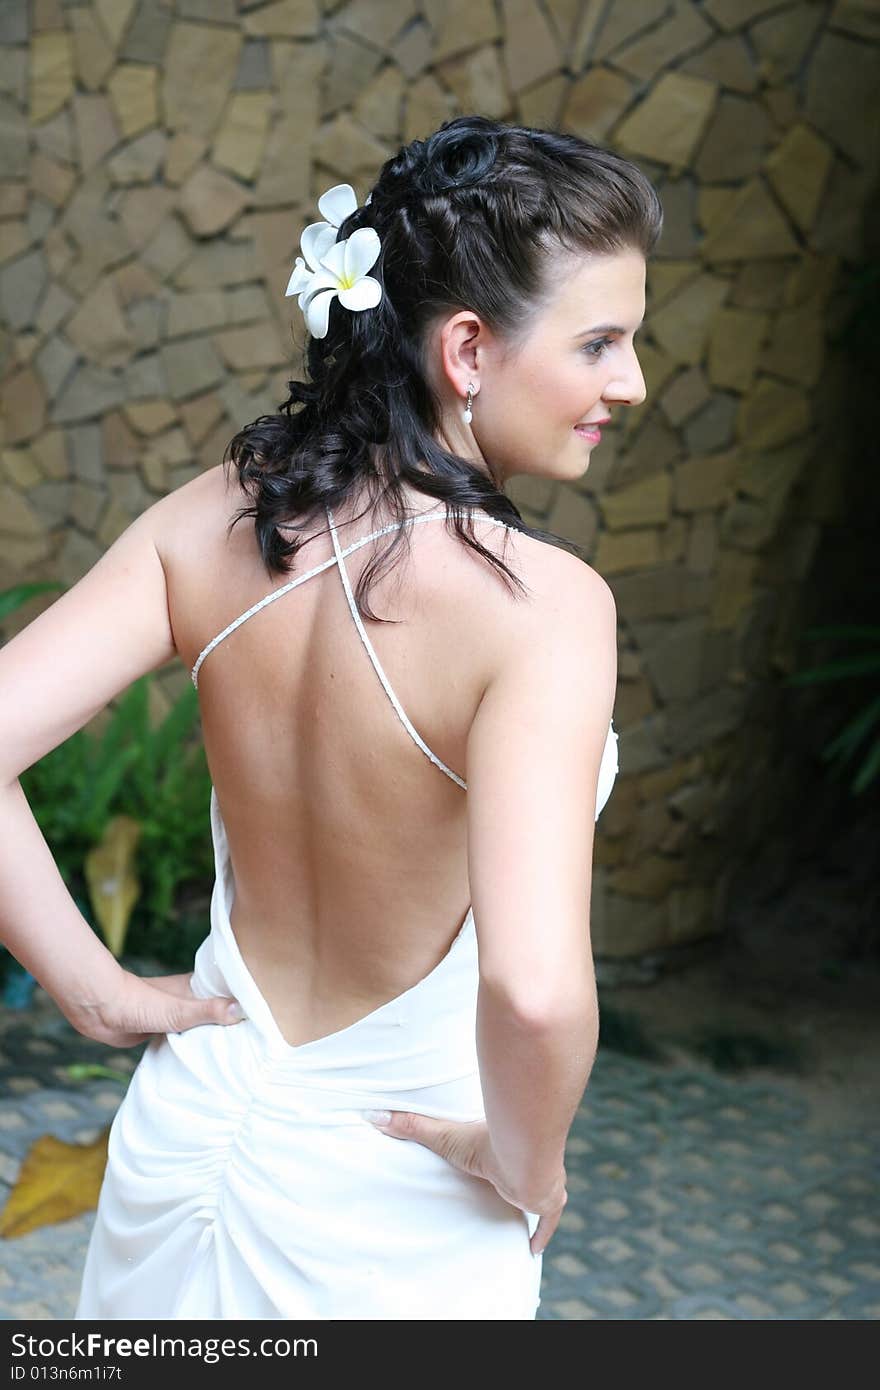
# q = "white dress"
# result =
<box><xmin>74</xmin><ymin>505</ymin><xmax>620</xmax><ymax>1320</ymax></box>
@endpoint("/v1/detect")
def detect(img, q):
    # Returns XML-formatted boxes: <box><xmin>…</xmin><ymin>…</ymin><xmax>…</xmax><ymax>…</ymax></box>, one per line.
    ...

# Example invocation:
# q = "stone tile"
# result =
<box><xmin>650</xmin><ymin>273</ymin><xmax>730</xmax><ymax>367</ymax></box>
<box><xmin>561</xmin><ymin>66</ymin><xmax>633</xmax><ymax>143</ymax></box>
<box><xmin>353</xmin><ymin>65</ymin><xmax>406</xmax><ymax>142</ymax></box>
<box><xmin>737</xmin><ymin>377</ymin><xmax>810</xmax><ymax>450</ymax></box>
<box><xmin>312</xmin><ymin>110</ymin><xmax>391</xmax><ymax>179</ymax></box>
<box><xmin>500</xmin><ymin>0</ymin><xmax>562</xmax><ymax>94</ymax></box>
<box><xmin>178</xmin><ymin>164</ymin><xmax>249</xmax><ymax>237</ymax></box>
<box><xmin>765</xmin><ymin>123</ymin><xmax>834</xmax><ymax>235</ymax></box>
<box><xmin>614</xmin><ymin>3</ymin><xmax>713</xmax><ymax>82</ymax></box>
<box><xmin>69</xmin><ymin>6</ymin><xmax>115</xmax><ymax>92</ymax></box>
<box><xmin>404</xmin><ymin>72</ymin><xmax>456</xmax><ymax>143</ymax></box>
<box><xmin>436</xmin><ymin>44</ymin><xmax>510</xmax><ymax>121</ymax></box>
<box><xmin>66</xmin><ymin>278</ymin><xmax>134</xmax><ymax>366</ymax></box>
<box><xmin>159</xmin><ymin>337</ymin><xmax>227</xmax><ymax>402</ymax></box>
<box><xmin>683</xmin><ymin>394</ymin><xmax>737</xmax><ymax>455</ymax></box>
<box><xmin>615</xmin><ymin>71</ymin><xmax>718</xmax><ymax>172</ymax></box>
<box><xmin>117</xmin><ymin>0</ymin><xmax>170</xmax><ymax>64</ymax></box>
<box><xmin>700</xmin><ymin>178</ymin><xmax>800</xmax><ymax>262</ymax></box>
<box><xmin>703</xmin><ymin>0</ymin><xmax>787</xmax><ymax>29</ymax></box>
<box><xmin>162</xmin><ymin>21</ymin><xmax>242</xmax><ymax>140</ymax></box>
<box><xmin>0</xmin><ymin>4</ymin><xmax>27</xmax><ymax>44</ymax></box>
<box><xmin>30</xmin><ymin>31</ymin><xmax>75</xmax><ymax>125</ymax></box>
<box><xmin>321</xmin><ymin>29</ymin><xmax>385</xmax><ymax>117</ymax></box>
<box><xmin>213</xmin><ymin>91</ymin><xmax>272</xmax><ymax>182</ymax></box>
<box><xmin>164</xmin><ymin>130</ymin><xmax>206</xmax><ymax>187</ymax></box>
<box><xmin>234</xmin><ymin>38</ymin><xmax>272</xmax><ymax>91</ymax></box>
<box><xmin>0</xmin><ymin>246</ymin><xmax>48</xmax><ymax>332</ymax></box>
<box><xmin>804</xmin><ymin>30</ymin><xmax>880</xmax><ymax>167</ymax></box>
<box><xmin>331</xmin><ymin>0</ymin><xmax>416</xmax><ymax>52</ymax></box>
<box><xmin>31</xmin><ymin>103</ymin><xmax>74</xmax><ymax>166</ymax></box>
<box><xmin>1</xmin><ymin>365</ymin><xmax>47</xmax><ymax>443</ymax></box>
<box><xmin>50</xmin><ymin>363</ymin><xmax>124</xmax><ymax>425</ymax></box>
<box><xmin>90</xmin><ymin>2</ymin><xmax>130</xmax><ymax>49</ymax></box>
<box><xmin>694</xmin><ymin>93</ymin><xmax>774</xmax><ymax>182</ymax></box>
<box><xmin>595</xmin><ymin>527</ymin><xmax>662</xmax><ymax>574</ymax></box>
<box><xmin>213</xmin><ymin>319</ymin><xmax>289</xmax><ymax>372</ymax></box>
<box><xmin>680</xmin><ymin>34</ymin><xmax>757</xmax><ymax>94</ymax></box>
<box><xmin>242</xmin><ymin>0</ymin><xmax>322</xmax><ymax>40</ymax></box>
<box><xmin>178</xmin><ymin>0</ymin><xmax>238</xmax><ymax>19</ymax></box>
<box><xmin>391</xmin><ymin>17</ymin><xmax>432</xmax><ymax>80</ymax></box>
<box><xmin>593</xmin><ymin>0</ymin><xmax>667</xmax><ymax>62</ymax></box>
<box><xmin>431</xmin><ymin>0</ymin><xmax>501</xmax><ymax>65</ymax></box>
<box><xmin>751</xmin><ymin>3</ymin><xmax>825</xmax><ymax>84</ymax></box>
<box><xmin>107</xmin><ymin>63</ymin><xmax>158</xmax><ymax>140</ymax></box>
<box><xmin>601</xmin><ymin>472</ymin><xmax>671</xmax><ymax>531</ymax></box>
<box><xmin>518</xmin><ymin>73</ymin><xmax>567</xmax><ymax>128</ymax></box>
<box><xmin>828</xmin><ymin>0</ymin><xmax>880</xmax><ymax>40</ymax></box>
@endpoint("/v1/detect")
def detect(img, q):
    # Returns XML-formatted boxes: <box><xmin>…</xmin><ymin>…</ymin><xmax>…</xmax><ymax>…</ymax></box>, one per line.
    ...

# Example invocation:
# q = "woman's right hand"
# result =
<box><xmin>64</xmin><ymin>967</ymin><xmax>247</xmax><ymax>1049</ymax></box>
<box><xmin>364</xmin><ymin>1109</ymin><xmax>567</xmax><ymax>1255</ymax></box>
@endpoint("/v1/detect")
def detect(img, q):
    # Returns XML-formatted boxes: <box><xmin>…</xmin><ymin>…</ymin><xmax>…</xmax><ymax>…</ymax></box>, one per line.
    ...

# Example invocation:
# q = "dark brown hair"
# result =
<box><xmin>223</xmin><ymin>115</ymin><xmax>663</xmax><ymax>620</ymax></box>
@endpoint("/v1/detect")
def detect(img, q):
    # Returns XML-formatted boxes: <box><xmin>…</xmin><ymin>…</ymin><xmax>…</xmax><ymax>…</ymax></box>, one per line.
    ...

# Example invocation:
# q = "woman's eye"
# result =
<box><xmin>584</xmin><ymin>337</ymin><xmax>612</xmax><ymax>358</ymax></box>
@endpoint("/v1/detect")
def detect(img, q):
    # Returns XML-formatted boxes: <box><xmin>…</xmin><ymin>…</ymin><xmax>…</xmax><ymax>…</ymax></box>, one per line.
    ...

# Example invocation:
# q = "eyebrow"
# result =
<box><xmin>573</xmin><ymin>320</ymin><xmax>644</xmax><ymax>338</ymax></box>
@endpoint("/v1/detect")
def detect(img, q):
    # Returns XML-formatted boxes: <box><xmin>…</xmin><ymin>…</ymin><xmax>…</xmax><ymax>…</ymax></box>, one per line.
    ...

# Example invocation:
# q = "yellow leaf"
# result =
<box><xmin>0</xmin><ymin>1127</ymin><xmax>111</xmax><ymax>1238</ymax></box>
<box><xmin>84</xmin><ymin>814</ymin><xmax>142</xmax><ymax>957</ymax></box>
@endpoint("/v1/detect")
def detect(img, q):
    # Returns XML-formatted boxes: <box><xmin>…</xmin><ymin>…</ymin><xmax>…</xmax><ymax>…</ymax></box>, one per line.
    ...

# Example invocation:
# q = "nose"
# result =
<box><xmin>605</xmin><ymin>347</ymin><xmax>647</xmax><ymax>410</ymax></box>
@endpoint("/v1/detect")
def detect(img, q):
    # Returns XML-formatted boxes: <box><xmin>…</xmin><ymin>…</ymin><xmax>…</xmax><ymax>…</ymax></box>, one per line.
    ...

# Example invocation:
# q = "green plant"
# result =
<box><xmin>785</xmin><ymin>623</ymin><xmax>880</xmax><ymax>794</ymax></box>
<box><xmin>0</xmin><ymin>581</ymin><xmax>65</xmax><ymax>623</ymax></box>
<box><xmin>793</xmin><ymin>259</ymin><xmax>880</xmax><ymax>798</ymax></box>
<box><xmin>19</xmin><ymin>676</ymin><xmax>215</xmax><ymax>963</ymax></box>
<box><xmin>1</xmin><ymin>581</ymin><xmax>215</xmax><ymax>982</ymax></box>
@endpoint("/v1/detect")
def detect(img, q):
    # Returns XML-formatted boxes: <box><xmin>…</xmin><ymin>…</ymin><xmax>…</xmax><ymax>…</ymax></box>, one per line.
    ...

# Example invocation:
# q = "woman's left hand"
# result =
<box><xmin>364</xmin><ymin>1109</ymin><xmax>565</xmax><ymax>1256</ymax></box>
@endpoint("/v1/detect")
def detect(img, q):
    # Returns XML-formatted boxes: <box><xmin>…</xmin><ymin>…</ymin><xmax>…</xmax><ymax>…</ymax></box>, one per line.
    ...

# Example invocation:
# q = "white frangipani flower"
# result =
<box><xmin>284</xmin><ymin>183</ymin><xmax>382</xmax><ymax>339</ymax></box>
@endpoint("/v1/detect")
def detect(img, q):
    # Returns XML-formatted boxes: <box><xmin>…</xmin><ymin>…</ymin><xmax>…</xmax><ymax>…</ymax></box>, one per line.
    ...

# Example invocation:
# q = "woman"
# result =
<box><xmin>0</xmin><ymin>116</ymin><xmax>659</xmax><ymax>1319</ymax></box>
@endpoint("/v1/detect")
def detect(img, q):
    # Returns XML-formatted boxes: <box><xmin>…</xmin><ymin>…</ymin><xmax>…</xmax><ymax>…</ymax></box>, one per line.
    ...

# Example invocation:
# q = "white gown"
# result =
<box><xmin>74</xmin><ymin>505</ymin><xmax>620</xmax><ymax>1320</ymax></box>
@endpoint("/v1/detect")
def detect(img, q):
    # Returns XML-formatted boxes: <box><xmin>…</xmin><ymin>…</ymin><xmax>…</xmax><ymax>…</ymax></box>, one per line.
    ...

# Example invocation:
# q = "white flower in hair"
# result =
<box><xmin>285</xmin><ymin>182</ymin><xmax>382</xmax><ymax>339</ymax></box>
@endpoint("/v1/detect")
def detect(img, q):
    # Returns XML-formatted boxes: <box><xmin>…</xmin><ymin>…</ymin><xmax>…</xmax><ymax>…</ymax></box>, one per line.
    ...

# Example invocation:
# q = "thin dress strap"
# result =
<box><xmin>190</xmin><ymin>517</ymin><xmax>451</xmax><ymax>690</ymax></box>
<box><xmin>326</xmin><ymin>504</ymin><xmax>469</xmax><ymax>791</ymax></box>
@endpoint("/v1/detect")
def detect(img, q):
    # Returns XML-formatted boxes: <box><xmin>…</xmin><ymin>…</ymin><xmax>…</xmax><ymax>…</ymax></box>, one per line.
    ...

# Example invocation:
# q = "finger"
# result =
<box><xmin>138</xmin><ymin>975</ymin><xmax>246</xmax><ymax>1026</ymax></box>
<box><xmin>530</xmin><ymin>1217</ymin><xmax>546</xmax><ymax>1256</ymax></box>
<box><xmin>163</xmin><ymin>995</ymin><xmax>247</xmax><ymax>1034</ymax></box>
<box><xmin>365</xmin><ymin>1110</ymin><xmax>440</xmax><ymax>1144</ymax></box>
<box><xmin>529</xmin><ymin>1211</ymin><xmax>557</xmax><ymax>1257</ymax></box>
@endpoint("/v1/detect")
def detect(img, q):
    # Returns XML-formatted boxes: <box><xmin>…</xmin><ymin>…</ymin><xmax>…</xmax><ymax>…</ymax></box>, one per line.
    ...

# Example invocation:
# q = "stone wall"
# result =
<box><xmin>1</xmin><ymin>1</ymin><xmax>878</xmax><ymax>968</ymax></box>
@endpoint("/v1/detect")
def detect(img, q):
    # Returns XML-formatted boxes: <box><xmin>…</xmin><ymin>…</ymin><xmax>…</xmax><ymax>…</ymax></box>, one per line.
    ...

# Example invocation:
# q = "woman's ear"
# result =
<box><xmin>438</xmin><ymin>310</ymin><xmax>483</xmax><ymax>397</ymax></box>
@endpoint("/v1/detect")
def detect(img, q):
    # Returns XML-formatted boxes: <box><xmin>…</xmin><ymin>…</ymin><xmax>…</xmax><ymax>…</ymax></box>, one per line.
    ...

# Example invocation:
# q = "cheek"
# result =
<box><xmin>552</xmin><ymin>363</ymin><xmax>599</xmax><ymax>420</ymax></box>
<box><xmin>490</xmin><ymin>360</ymin><xmax>598</xmax><ymax>431</ymax></box>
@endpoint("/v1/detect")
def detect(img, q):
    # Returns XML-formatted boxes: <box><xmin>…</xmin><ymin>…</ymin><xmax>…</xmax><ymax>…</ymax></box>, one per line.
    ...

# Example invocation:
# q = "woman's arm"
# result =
<box><xmin>465</xmin><ymin>555</ymin><xmax>619</xmax><ymax>1201</ymax></box>
<box><xmin>0</xmin><ymin>499</ymin><xmax>178</xmax><ymax>1028</ymax></box>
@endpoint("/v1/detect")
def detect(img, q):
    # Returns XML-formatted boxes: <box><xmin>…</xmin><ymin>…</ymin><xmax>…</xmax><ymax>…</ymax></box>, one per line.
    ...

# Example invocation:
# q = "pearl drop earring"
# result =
<box><xmin>463</xmin><ymin>382</ymin><xmax>475</xmax><ymax>425</ymax></box>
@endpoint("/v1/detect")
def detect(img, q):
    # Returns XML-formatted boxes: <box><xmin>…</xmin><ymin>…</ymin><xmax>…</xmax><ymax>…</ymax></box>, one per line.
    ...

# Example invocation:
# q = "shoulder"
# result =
<box><xmin>442</xmin><ymin>513</ymin><xmax>617</xmax><ymax>695</ymax></box>
<box><xmin>149</xmin><ymin>464</ymin><xmax>241</xmax><ymax>568</ymax></box>
<box><xmin>469</xmin><ymin>514</ymin><xmax>616</xmax><ymax>633</ymax></box>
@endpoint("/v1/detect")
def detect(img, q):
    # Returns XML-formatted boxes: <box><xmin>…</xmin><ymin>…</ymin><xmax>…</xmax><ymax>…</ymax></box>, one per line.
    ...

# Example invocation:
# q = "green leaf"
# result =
<box><xmin>0</xmin><ymin>581</ymin><xmax>65</xmax><ymax>623</ymax></box>
<box><xmin>786</xmin><ymin>653</ymin><xmax>880</xmax><ymax>685</ymax></box>
<box><xmin>852</xmin><ymin>735</ymin><xmax>880</xmax><ymax>794</ymax></box>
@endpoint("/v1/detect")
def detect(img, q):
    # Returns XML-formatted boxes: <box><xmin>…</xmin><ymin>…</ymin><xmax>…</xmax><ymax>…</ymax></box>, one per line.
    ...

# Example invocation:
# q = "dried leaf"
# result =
<box><xmin>0</xmin><ymin>1128</ymin><xmax>111</xmax><ymax>1239</ymax></box>
<box><xmin>84</xmin><ymin>813</ymin><xmax>142</xmax><ymax>957</ymax></box>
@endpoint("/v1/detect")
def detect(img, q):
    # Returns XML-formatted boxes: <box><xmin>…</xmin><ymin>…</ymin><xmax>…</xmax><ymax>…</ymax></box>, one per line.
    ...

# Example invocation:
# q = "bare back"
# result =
<box><xmin>160</xmin><ymin>465</ymin><xmax>558</xmax><ymax>1048</ymax></box>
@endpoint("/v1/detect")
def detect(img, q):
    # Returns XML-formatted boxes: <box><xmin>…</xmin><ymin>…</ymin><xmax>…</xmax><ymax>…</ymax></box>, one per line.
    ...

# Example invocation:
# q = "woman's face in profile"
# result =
<box><xmin>459</xmin><ymin>247</ymin><xmax>648</xmax><ymax>485</ymax></box>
